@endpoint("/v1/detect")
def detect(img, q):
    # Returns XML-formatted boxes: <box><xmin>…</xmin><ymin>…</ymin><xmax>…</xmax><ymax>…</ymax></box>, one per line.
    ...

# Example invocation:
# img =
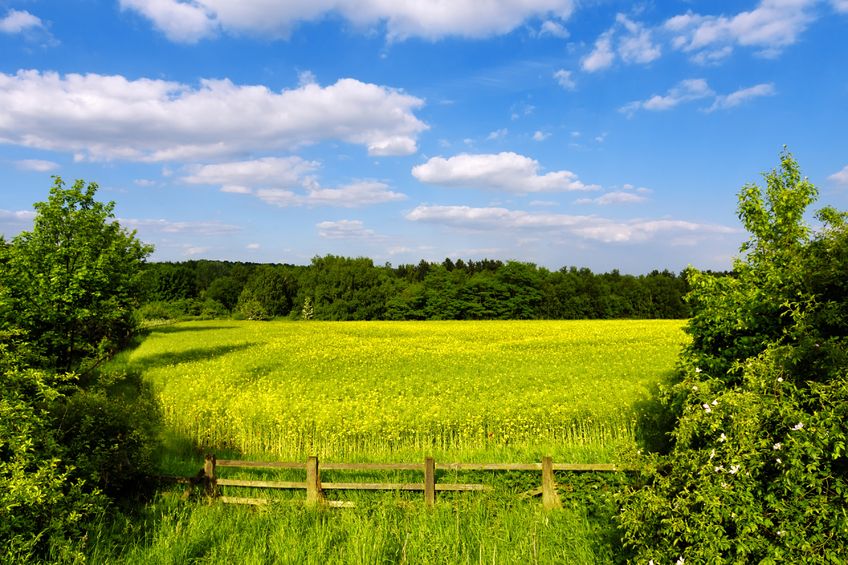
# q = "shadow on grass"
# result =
<box><xmin>144</xmin><ymin>323</ymin><xmax>242</xmax><ymax>335</ymax></box>
<box><xmin>129</xmin><ymin>342</ymin><xmax>258</xmax><ymax>372</ymax></box>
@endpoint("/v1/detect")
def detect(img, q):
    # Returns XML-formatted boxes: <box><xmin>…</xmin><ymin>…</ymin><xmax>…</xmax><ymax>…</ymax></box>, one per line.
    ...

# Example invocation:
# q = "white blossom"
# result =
<box><xmin>703</xmin><ymin>403</ymin><xmax>712</xmax><ymax>413</ymax></box>
<box><xmin>777</xmin><ymin>377</ymin><xmax>783</xmax><ymax>383</ymax></box>
<box><xmin>676</xmin><ymin>558</ymin><xmax>685</xmax><ymax>565</ymax></box>
<box><xmin>719</xmin><ymin>433</ymin><xmax>727</xmax><ymax>442</ymax></box>
<box><xmin>773</xmin><ymin>442</ymin><xmax>782</xmax><ymax>450</ymax></box>
<box><xmin>711</xmin><ymin>399</ymin><xmax>718</xmax><ymax>406</ymax></box>
<box><xmin>791</xmin><ymin>422</ymin><xmax>804</xmax><ymax>431</ymax></box>
<box><xmin>729</xmin><ymin>464</ymin><xmax>740</xmax><ymax>474</ymax></box>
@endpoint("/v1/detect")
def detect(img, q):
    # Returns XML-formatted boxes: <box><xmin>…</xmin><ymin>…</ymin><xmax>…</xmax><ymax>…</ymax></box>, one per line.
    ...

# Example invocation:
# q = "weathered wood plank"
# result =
<box><xmin>306</xmin><ymin>456</ymin><xmax>323</xmax><ymax>505</ymax></box>
<box><xmin>322</xmin><ymin>463</ymin><xmax>423</xmax><ymax>471</ymax></box>
<box><xmin>217</xmin><ymin>479</ymin><xmax>307</xmax><ymax>489</ymax></box>
<box><xmin>220</xmin><ymin>496</ymin><xmax>269</xmax><ymax>506</ymax></box>
<box><xmin>438</xmin><ymin>463</ymin><xmax>542</xmax><ymax>471</ymax></box>
<box><xmin>216</xmin><ymin>460</ymin><xmax>305</xmax><ymax>469</ymax></box>
<box><xmin>320</xmin><ymin>482</ymin><xmax>424</xmax><ymax>491</ymax></box>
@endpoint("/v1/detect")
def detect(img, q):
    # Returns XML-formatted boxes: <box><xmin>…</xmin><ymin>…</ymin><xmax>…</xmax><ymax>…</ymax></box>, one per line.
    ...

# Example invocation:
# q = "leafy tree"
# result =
<box><xmin>1</xmin><ymin>178</ymin><xmax>153</xmax><ymax>372</ymax></box>
<box><xmin>618</xmin><ymin>149</ymin><xmax>848</xmax><ymax>563</ymax></box>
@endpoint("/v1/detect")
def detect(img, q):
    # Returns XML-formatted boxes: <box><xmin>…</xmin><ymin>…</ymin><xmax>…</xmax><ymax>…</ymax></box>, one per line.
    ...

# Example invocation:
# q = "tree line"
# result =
<box><xmin>139</xmin><ymin>257</ymin><xmax>697</xmax><ymax>321</ymax></box>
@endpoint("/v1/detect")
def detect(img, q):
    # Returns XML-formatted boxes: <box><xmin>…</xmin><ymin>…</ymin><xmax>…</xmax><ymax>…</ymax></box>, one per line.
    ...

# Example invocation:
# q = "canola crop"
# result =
<box><xmin>126</xmin><ymin>320</ymin><xmax>687</xmax><ymax>461</ymax></box>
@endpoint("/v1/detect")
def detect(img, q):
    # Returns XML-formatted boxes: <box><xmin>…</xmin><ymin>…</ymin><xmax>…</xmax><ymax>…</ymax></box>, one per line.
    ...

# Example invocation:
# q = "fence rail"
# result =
<box><xmin>180</xmin><ymin>454</ymin><xmax>637</xmax><ymax>510</ymax></box>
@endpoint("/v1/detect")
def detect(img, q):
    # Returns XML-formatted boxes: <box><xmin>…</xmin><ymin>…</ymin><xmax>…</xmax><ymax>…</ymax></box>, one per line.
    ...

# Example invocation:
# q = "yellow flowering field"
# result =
<box><xmin>123</xmin><ymin>320</ymin><xmax>687</xmax><ymax>462</ymax></box>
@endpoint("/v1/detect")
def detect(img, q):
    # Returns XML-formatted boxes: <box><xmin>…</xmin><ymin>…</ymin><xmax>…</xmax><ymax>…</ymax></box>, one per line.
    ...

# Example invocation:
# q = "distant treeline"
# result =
<box><xmin>139</xmin><ymin>256</ymin><xmax>708</xmax><ymax>321</ymax></box>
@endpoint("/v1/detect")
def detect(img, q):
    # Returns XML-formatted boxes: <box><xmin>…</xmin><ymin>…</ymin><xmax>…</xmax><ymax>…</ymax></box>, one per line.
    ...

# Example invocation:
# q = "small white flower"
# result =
<box><xmin>776</xmin><ymin>457</ymin><xmax>782</xmax><ymax>464</ymax></box>
<box><xmin>711</xmin><ymin>399</ymin><xmax>718</xmax><ymax>406</ymax></box>
<box><xmin>729</xmin><ymin>464</ymin><xmax>740</xmax><ymax>475</ymax></box>
<box><xmin>676</xmin><ymin>557</ymin><xmax>685</xmax><ymax>565</ymax></box>
<box><xmin>703</xmin><ymin>403</ymin><xmax>712</xmax><ymax>413</ymax></box>
<box><xmin>773</xmin><ymin>442</ymin><xmax>782</xmax><ymax>450</ymax></box>
<box><xmin>692</xmin><ymin>385</ymin><xmax>699</xmax><ymax>391</ymax></box>
<box><xmin>695</xmin><ymin>367</ymin><xmax>702</xmax><ymax>373</ymax></box>
<box><xmin>777</xmin><ymin>530</ymin><xmax>785</xmax><ymax>537</ymax></box>
<box><xmin>709</xmin><ymin>449</ymin><xmax>716</xmax><ymax>460</ymax></box>
<box><xmin>714</xmin><ymin>465</ymin><xmax>724</xmax><ymax>473</ymax></box>
<box><xmin>777</xmin><ymin>377</ymin><xmax>783</xmax><ymax>383</ymax></box>
<box><xmin>719</xmin><ymin>433</ymin><xmax>727</xmax><ymax>442</ymax></box>
<box><xmin>649</xmin><ymin>561</ymin><xmax>655</xmax><ymax>565</ymax></box>
<box><xmin>791</xmin><ymin>422</ymin><xmax>804</xmax><ymax>431</ymax></box>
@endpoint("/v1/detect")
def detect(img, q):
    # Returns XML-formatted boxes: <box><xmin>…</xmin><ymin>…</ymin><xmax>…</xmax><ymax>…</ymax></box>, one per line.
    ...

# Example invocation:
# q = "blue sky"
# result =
<box><xmin>1</xmin><ymin>0</ymin><xmax>846</xmax><ymax>273</ymax></box>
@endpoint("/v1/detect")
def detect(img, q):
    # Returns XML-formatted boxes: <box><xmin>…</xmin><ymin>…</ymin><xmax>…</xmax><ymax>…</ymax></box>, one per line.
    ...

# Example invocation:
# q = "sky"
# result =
<box><xmin>1</xmin><ymin>0</ymin><xmax>847</xmax><ymax>274</ymax></box>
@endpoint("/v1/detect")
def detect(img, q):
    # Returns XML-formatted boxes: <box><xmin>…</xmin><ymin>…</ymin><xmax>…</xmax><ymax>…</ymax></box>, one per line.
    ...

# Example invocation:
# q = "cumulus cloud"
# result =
<box><xmin>14</xmin><ymin>158</ymin><xmax>59</xmax><ymax>172</ymax></box>
<box><xmin>406</xmin><ymin>204</ymin><xmax>736</xmax><ymax>244</ymax></box>
<box><xmin>0</xmin><ymin>70</ymin><xmax>427</xmax><ymax>161</ymax></box>
<box><xmin>538</xmin><ymin>20</ymin><xmax>569</xmax><ymax>38</ymax></box>
<box><xmin>182</xmin><ymin>157</ymin><xmax>406</xmax><ymax>207</ymax></box>
<box><xmin>317</xmin><ymin>219</ymin><xmax>381</xmax><ymax>240</ymax></box>
<box><xmin>664</xmin><ymin>0</ymin><xmax>817</xmax><ymax>60</ymax></box>
<box><xmin>533</xmin><ymin>131</ymin><xmax>550</xmax><ymax>142</ymax></box>
<box><xmin>553</xmin><ymin>69</ymin><xmax>576</xmax><ymax>90</ymax></box>
<box><xmin>412</xmin><ymin>152</ymin><xmax>598</xmax><ymax>193</ymax></box>
<box><xmin>829</xmin><ymin>165</ymin><xmax>848</xmax><ymax>186</ymax></box>
<box><xmin>707</xmin><ymin>83</ymin><xmax>776</xmax><ymax>111</ymax></box>
<box><xmin>120</xmin><ymin>0</ymin><xmax>575</xmax><ymax>42</ymax></box>
<box><xmin>182</xmin><ymin>156</ymin><xmax>320</xmax><ymax>193</ymax></box>
<box><xmin>0</xmin><ymin>9</ymin><xmax>43</xmax><ymax>33</ymax></box>
<box><xmin>581</xmin><ymin>30</ymin><xmax>615</xmax><ymax>72</ymax></box>
<box><xmin>581</xmin><ymin>14</ymin><xmax>660</xmax><ymax>72</ymax></box>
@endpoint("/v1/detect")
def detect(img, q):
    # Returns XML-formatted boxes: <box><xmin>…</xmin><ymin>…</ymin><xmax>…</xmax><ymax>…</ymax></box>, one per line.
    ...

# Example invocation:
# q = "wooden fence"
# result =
<box><xmin>179</xmin><ymin>455</ymin><xmax>635</xmax><ymax>510</ymax></box>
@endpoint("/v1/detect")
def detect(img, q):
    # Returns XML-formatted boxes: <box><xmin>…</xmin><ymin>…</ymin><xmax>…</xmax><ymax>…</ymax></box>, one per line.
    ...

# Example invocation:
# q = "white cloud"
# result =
<box><xmin>538</xmin><ymin>20</ymin><xmax>569</xmax><ymax>38</ymax></box>
<box><xmin>664</xmin><ymin>0</ymin><xmax>817</xmax><ymax>60</ymax></box>
<box><xmin>14</xmin><ymin>158</ymin><xmax>59</xmax><ymax>172</ymax></box>
<box><xmin>615</xmin><ymin>14</ymin><xmax>661</xmax><ymax>64</ymax></box>
<box><xmin>620</xmin><ymin>78</ymin><xmax>714</xmax><ymax>115</ymax></box>
<box><xmin>0</xmin><ymin>70</ymin><xmax>427</xmax><ymax>162</ymax></box>
<box><xmin>487</xmin><ymin>128</ymin><xmax>508</xmax><ymax>141</ymax></box>
<box><xmin>406</xmin><ymin>204</ymin><xmax>736</xmax><ymax>243</ymax></box>
<box><xmin>553</xmin><ymin>69</ymin><xmax>576</xmax><ymax>90</ymax></box>
<box><xmin>0</xmin><ymin>209</ymin><xmax>36</xmax><ymax>221</ymax></box>
<box><xmin>182</xmin><ymin>156</ymin><xmax>320</xmax><ymax>192</ymax></box>
<box><xmin>833</xmin><ymin>0</ymin><xmax>848</xmax><ymax>12</ymax></box>
<box><xmin>581</xmin><ymin>14</ymin><xmax>660</xmax><ymax>72</ymax></box>
<box><xmin>246</xmin><ymin>243</ymin><xmax>261</xmax><ymax>250</ymax></box>
<box><xmin>707</xmin><ymin>83</ymin><xmax>776</xmax><ymax>111</ymax></box>
<box><xmin>317</xmin><ymin>219</ymin><xmax>380</xmax><ymax>240</ymax></box>
<box><xmin>412</xmin><ymin>152</ymin><xmax>599</xmax><ymax>193</ymax></box>
<box><xmin>0</xmin><ymin>9</ymin><xmax>44</xmax><ymax>34</ymax></box>
<box><xmin>182</xmin><ymin>156</ymin><xmax>405</xmax><ymax>207</ymax></box>
<box><xmin>581</xmin><ymin>30</ymin><xmax>615</xmax><ymax>72</ymax></box>
<box><xmin>121</xmin><ymin>218</ymin><xmax>242</xmax><ymax>236</ymax></box>
<box><xmin>120</xmin><ymin>0</ymin><xmax>575</xmax><ymax>42</ymax></box>
<box><xmin>533</xmin><ymin>131</ymin><xmax>550</xmax><ymax>142</ymax></box>
<box><xmin>828</xmin><ymin>165</ymin><xmax>848</xmax><ymax>186</ymax></box>
<box><xmin>576</xmin><ymin>191</ymin><xmax>649</xmax><ymax>205</ymax></box>
<box><xmin>257</xmin><ymin>181</ymin><xmax>406</xmax><ymax>208</ymax></box>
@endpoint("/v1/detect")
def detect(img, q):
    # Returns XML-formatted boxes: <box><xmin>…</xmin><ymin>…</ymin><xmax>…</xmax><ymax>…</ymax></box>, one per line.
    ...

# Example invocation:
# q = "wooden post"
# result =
<box><xmin>306</xmin><ymin>456</ymin><xmax>323</xmax><ymax>505</ymax></box>
<box><xmin>424</xmin><ymin>457</ymin><xmax>436</xmax><ymax>507</ymax></box>
<box><xmin>541</xmin><ymin>456</ymin><xmax>561</xmax><ymax>510</ymax></box>
<box><xmin>203</xmin><ymin>454</ymin><xmax>218</xmax><ymax>498</ymax></box>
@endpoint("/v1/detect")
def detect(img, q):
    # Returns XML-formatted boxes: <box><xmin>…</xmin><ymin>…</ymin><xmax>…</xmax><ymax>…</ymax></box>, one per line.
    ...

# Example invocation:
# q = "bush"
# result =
<box><xmin>617</xmin><ymin>150</ymin><xmax>848</xmax><ymax>562</ymax></box>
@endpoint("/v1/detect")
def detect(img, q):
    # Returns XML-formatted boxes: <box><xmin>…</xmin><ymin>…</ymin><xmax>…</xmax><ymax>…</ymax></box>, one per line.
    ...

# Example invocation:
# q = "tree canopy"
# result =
<box><xmin>0</xmin><ymin>177</ymin><xmax>153</xmax><ymax>371</ymax></box>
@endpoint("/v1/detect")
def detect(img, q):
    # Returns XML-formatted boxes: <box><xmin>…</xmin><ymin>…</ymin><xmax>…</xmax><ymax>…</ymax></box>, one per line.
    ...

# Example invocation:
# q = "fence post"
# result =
<box><xmin>424</xmin><ymin>457</ymin><xmax>436</xmax><ymax>507</ymax></box>
<box><xmin>204</xmin><ymin>454</ymin><xmax>218</xmax><ymax>499</ymax></box>
<box><xmin>306</xmin><ymin>456</ymin><xmax>323</xmax><ymax>505</ymax></box>
<box><xmin>541</xmin><ymin>456</ymin><xmax>561</xmax><ymax>510</ymax></box>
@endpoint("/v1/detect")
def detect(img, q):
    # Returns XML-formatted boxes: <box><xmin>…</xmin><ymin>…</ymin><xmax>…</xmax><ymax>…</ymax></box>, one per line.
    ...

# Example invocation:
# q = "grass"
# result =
<box><xmin>90</xmin><ymin>319</ymin><xmax>686</xmax><ymax>564</ymax></box>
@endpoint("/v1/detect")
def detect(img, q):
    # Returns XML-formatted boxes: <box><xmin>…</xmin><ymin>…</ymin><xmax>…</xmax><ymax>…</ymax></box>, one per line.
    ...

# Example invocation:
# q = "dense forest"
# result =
<box><xmin>139</xmin><ymin>257</ymin><xmax>696</xmax><ymax>321</ymax></box>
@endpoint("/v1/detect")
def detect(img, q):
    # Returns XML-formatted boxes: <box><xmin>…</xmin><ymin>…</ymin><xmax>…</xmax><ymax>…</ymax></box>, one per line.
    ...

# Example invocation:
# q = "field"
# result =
<box><xmin>122</xmin><ymin>319</ymin><xmax>687</xmax><ymax>463</ymax></box>
<box><xmin>96</xmin><ymin>320</ymin><xmax>688</xmax><ymax>563</ymax></box>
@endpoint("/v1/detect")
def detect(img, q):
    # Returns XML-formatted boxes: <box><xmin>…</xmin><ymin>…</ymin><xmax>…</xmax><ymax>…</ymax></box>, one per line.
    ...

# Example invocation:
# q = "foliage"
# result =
<box><xmin>136</xmin><ymin>257</ymin><xmax>691</xmax><ymax>322</ymax></box>
<box><xmin>0</xmin><ymin>336</ymin><xmax>105</xmax><ymax>563</ymax></box>
<box><xmin>1</xmin><ymin>177</ymin><xmax>153</xmax><ymax>372</ymax></box>
<box><xmin>618</xmin><ymin>150</ymin><xmax>848</xmax><ymax>562</ymax></box>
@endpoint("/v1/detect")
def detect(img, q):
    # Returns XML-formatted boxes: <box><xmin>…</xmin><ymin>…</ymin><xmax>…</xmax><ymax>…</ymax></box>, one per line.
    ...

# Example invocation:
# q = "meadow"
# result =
<box><xmin>94</xmin><ymin>320</ymin><xmax>688</xmax><ymax>563</ymax></box>
<box><xmin>121</xmin><ymin>319</ymin><xmax>687</xmax><ymax>464</ymax></box>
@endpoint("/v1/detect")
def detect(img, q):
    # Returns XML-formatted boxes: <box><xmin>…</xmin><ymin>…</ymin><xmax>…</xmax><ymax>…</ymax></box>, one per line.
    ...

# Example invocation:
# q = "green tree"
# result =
<box><xmin>0</xmin><ymin>177</ymin><xmax>153</xmax><ymax>371</ymax></box>
<box><xmin>618</xmin><ymin>150</ymin><xmax>848</xmax><ymax>563</ymax></box>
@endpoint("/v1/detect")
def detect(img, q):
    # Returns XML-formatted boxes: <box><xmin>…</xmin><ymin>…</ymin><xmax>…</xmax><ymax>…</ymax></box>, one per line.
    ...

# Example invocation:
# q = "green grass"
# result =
<box><xmin>91</xmin><ymin>319</ymin><xmax>686</xmax><ymax>564</ymax></box>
